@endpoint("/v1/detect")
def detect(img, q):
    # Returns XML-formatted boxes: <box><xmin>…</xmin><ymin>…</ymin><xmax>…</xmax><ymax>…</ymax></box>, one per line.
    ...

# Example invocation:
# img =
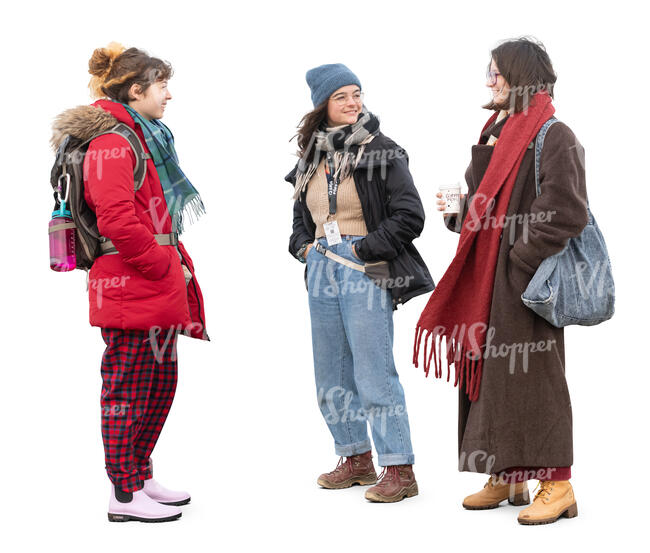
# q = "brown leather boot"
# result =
<box><xmin>364</xmin><ymin>465</ymin><xmax>418</xmax><ymax>503</ymax></box>
<box><xmin>317</xmin><ymin>451</ymin><xmax>377</xmax><ymax>489</ymax></box>
<box><xmin>462</xmin><ymin>476</ymin><xmax>530</xmax><ymax>510</ymax></box>
<box><xmin>517</xmin><ymin>480</ymin><xmax>578</xmax><ymax>525</ymax></box>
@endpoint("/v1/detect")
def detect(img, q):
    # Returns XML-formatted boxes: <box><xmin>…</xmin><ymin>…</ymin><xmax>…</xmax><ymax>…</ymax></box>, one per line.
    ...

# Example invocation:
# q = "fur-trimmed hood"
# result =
<box><xmin>50</xmin><ymin>100</ymin><xmax>137</xmax><ymax>151</ymax></box>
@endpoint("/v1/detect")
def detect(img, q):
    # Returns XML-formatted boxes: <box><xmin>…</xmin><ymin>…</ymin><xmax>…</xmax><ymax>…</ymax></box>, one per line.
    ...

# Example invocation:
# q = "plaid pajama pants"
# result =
<box><xmin>100</xmin><ymin>327</ymin><xmax>179</xmax><ymax>492</ymax></box>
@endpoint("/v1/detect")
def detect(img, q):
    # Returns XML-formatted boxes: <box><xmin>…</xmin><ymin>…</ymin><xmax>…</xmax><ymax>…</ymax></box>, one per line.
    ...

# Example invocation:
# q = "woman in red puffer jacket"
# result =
<box><xmin>51</xmin><ymin>42</ymin><xmax>207</xmax><ymax>523</ymax></box>
<box><xmin>83</xmin><ymin>97</ymin><xmax>207</xmax><ymax>336</ymax></box>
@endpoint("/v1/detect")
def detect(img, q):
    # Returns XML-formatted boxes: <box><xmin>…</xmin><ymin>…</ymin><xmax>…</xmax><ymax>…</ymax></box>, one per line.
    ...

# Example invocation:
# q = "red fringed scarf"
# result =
<box><xmin>413</xmin><ymin>93</ymin><xmax>555</xmax><ymax>401</ymax></box>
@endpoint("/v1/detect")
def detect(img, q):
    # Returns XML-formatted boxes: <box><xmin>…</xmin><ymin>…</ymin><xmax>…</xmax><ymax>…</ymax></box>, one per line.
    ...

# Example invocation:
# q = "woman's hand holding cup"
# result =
<box><xmin>437</xmin><ymin>187</ymin><xmax>465</xmax><ymax>218</ymax></box>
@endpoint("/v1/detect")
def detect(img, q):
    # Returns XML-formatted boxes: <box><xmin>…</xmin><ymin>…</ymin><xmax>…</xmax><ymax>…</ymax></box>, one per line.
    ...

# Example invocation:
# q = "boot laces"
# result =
<box><xmin>532</xmin><ymin>480</ymin><xmax>554</xmax><ymax>503</ymax></box>
<box><xmin>327</xmin><ymin>456</ymin><xmax>348</xmax><ymax>476</ymax></box>
<box><xmin>375</xmin><ymin>466</ymin><xmax>400</xmax><ymax>488</ymax></box>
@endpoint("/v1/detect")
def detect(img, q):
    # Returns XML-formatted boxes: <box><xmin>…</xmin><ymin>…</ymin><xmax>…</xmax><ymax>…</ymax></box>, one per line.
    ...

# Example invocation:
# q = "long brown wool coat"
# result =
<box><xmin>444</xmin><ymin>114</ymin><xmax>589</xmax><ymax>474</ymax></box>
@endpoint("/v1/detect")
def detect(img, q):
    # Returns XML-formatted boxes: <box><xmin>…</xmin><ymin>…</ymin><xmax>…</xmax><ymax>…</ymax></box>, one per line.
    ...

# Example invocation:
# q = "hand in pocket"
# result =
<box><xmin>181</xmin><ymin>264</ymin><xmax>192</xmax><ymax>284</ymax></box>
<box><xmin>351</xmin><ymin>243</ymin><xmax>362</xmax><ymax>262</ymax></box>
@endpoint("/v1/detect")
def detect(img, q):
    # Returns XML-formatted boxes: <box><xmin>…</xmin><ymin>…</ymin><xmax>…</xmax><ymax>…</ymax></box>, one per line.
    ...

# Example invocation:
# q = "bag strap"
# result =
<box><xmin>533</xmin><ymin>117</ymin><xmax>558</xmax><ymax>198</ymax></box>
<box><xmin>313</xmin><ymin>240</ymin><xmax>365</xmax><ymax>272</ymax></box>
<box><xmin>311</xmin><ymin>240</ymin><xmax>388</xmax><ymax>274</ymax></box>
<box><xmin>533</xmin><ymin>117</ymin><xmax>592</xmax><ymax>223</ymax></box>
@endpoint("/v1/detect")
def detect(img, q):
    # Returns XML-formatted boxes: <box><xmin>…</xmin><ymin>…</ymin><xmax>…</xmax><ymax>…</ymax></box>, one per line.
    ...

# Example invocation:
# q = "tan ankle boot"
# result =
<box><xmin>517</xmin><ymin>480</ymin><xmax>578</xmax><ymax>525</ymax></box>
<box><xmin>317</xmin><ymin>451</ymin><xmax>377</xmax><ymax>489</ymax></box>
<box><xmin>462</xmin><ymin>476</ymin><xmax>530</xmax><ymax>510</ymax></box>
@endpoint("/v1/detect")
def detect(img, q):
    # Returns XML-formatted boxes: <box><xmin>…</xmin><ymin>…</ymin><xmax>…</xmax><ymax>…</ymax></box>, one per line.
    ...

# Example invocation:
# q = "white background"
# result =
<box><xmin>1</xmin><ymin>0</ymin><xmax>647</xmax><ymax>551</ymax></box>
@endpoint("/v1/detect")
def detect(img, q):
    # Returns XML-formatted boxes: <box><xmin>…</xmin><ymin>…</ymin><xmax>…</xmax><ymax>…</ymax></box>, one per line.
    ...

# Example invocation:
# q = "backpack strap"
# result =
<box><xmin>533</xmin><ymin>117</ymin><xmax>559</xmax><ymax>197</ymax></box>
<box><xmin>68</xmin><ymin>123</ymin><xmax>150</xmax><ymax>192</ymax></box>
<box><xmin>93</xmin><ymin>125</ymin><xmax>157</xmax><ymax>251</ymax></box>
<box><xmin>92</xmin><ymin>123</ymin><xmax>150</xmax><ymax>191</ymax></box>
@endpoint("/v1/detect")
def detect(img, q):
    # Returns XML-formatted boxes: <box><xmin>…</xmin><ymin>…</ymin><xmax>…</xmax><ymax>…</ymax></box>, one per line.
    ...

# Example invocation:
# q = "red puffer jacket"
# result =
<box><xmin>72</xmin><ymin>99</ymin><xmax>207</xmax><ymax>339</ymax></box>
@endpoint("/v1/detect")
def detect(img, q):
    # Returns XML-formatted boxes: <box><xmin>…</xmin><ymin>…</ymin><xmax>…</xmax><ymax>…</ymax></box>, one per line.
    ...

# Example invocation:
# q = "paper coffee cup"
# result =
<box><xmin>439</xmin><ymin>184</ymin><xmax>461</xmax><ymax>214</ymax></box>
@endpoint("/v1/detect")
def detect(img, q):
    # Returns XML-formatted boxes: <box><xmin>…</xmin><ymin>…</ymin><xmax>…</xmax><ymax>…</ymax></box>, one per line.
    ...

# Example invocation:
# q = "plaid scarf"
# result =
<box><xmin>293</xmin><ymin>107</ymin><xmax>380</xmax><ymax>200</ymax></box>
<box><xmin>123</xmin><ymin>103</ymin><xmax>205</xmax><ymax>234</ymax></box>
<box><xmin>413</xmin><ymin>92</ymin><xmax>555</xmax><ymax>401</ymax></box>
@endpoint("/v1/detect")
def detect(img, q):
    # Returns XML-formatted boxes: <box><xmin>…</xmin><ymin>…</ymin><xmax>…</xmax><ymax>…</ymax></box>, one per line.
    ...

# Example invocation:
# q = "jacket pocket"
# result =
<box><xmin>94</xmin><ymin>247</ymin><xmax>173</xmax><ymax>281</ymax></box>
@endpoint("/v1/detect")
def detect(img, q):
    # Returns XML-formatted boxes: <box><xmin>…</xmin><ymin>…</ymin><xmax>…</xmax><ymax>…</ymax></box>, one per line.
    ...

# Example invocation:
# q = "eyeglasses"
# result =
<box><xmin>486</xmin><ymin>70</ymin><xmax>502</xmax><ymax>86</ymax></box>
<box><xmin>329</xmin><ymin>91</ymin><xmax>364</xmax><ymax>106</ymax></box>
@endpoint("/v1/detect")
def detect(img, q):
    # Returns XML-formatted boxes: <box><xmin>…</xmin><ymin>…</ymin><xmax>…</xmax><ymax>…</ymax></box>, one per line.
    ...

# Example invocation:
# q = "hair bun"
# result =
<box><xmin>88</xmin><ymin>42</ymin><xmax>127</xmax><ymax>98</ymax></box>
<box><xmin>88</xmin><ymin>42</ymin><xmax>126</xmax><ymax>77</ymax></box>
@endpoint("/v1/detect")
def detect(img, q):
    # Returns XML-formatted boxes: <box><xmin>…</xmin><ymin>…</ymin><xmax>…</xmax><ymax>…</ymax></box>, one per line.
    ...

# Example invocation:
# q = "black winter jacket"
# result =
<box><xmin>286</xmin><ymin>132</ymin><xmax>434</xmax><ymax>309</ymax></box>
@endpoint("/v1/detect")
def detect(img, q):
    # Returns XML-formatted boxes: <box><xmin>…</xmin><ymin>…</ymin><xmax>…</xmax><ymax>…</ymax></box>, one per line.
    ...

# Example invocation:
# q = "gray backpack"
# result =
<box><xmin>49</xmin><ymin>123</ymin><xmax>148</xmax><ymax>270</ymax></box>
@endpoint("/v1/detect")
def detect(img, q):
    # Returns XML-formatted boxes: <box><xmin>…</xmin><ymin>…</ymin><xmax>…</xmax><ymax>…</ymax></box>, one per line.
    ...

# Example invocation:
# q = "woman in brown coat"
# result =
<box><xmin>416</xmin><ymin>38</ymin><xmax>588</xmax><ymax>525</ymax></box>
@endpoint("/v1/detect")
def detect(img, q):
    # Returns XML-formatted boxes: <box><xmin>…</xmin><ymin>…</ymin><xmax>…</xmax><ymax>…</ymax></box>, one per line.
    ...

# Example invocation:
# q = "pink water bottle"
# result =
<box><xmin>50</xmin><ymin>172</ymin><xmax>76</xmax><ymax>271</ymax></box>
<box><xmin>49</xmin><ymin>204</ymin><xmax>76</xmax><ymax>272</ymax></box>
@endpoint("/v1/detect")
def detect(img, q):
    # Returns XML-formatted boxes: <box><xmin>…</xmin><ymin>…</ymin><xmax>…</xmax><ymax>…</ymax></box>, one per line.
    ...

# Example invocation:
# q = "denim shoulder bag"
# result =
<box><xmin>520</xmin><ymin>118</ymin><xmax>615</xmax><ymax>327</ymax></box>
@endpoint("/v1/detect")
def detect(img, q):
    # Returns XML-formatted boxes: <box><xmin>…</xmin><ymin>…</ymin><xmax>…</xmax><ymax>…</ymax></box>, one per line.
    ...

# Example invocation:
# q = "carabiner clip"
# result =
<box><xmin>57</xmin><ymin>173</ymin><xmax>71</xmax><ymax>204</ymax></box>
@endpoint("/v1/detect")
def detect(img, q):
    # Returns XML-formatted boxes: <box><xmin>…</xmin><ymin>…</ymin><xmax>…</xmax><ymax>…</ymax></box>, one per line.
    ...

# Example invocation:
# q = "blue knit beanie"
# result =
<box><xmin>306</xmin><ymin>63</ymin><xmax>362</xmax><ymax>108</ymax></box>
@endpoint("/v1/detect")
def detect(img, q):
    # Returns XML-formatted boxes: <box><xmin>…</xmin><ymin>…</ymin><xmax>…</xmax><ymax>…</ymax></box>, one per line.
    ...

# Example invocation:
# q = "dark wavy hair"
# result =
<box><xmin>292</xmin><ymin>100</ymin><xmax>329</xmax><ymax>163</ymax></box>
<box><xmin>483</xmin><ymin>37</ymin><xmax>556</xmax><ymax>113</ymax></box>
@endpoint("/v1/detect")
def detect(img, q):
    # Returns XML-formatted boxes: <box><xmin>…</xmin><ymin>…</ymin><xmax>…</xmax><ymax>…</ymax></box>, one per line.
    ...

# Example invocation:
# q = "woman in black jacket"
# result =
<box><xmin>287</xmin><ymin>63</ymin><xmax>433</xmax><ymax>503</ymax></box>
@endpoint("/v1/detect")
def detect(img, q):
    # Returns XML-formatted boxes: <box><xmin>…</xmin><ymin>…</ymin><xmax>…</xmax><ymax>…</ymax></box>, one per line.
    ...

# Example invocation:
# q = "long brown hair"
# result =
<box><xmin>293</xmin><ymin>100</ymin><xmax>329</xmax><ymax>163</ymax></box>
<box><xmin>483</xmin><ymin>37</ymin><xmax>556</xmax><ymax>113</ymax></box>
<box><xmin>88</xmin><ymin>42</ymin><xmax>173</xmax><ymax>102</ymax></box>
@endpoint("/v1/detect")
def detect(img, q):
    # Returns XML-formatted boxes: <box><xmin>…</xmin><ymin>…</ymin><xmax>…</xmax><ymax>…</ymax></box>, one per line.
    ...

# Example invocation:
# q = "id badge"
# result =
<box><xmin>323</xmin><ymin>220</ymin><xmax>342</xmax><ymax>246</ymax></box>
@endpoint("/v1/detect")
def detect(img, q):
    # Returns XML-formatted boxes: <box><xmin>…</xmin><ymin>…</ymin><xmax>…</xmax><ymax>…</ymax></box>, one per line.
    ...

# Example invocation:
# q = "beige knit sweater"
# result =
<box><xmin>306</xmin><ymin>157</ymin><xmax>368</xmax><ymax>238</ymax></box>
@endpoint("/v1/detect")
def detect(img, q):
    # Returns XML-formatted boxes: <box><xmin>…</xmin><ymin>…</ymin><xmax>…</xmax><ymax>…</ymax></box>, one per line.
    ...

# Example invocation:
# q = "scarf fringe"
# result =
<box><xmin>293</xmin><ymin>146</ymin><xmax>367</xmax><ymax>201</ymax></box>
<box><xmin>413</xmin><ymin>324</ymin><xmax>483</xmax><ymax>401</ymax></box>
<box><xmin>176</xmin><ymin>194</ymin><xmax>206</xmax><ymax>235</ymax></box>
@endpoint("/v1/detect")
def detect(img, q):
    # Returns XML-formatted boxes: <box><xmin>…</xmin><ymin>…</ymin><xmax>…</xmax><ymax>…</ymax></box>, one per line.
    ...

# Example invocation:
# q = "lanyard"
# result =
<box><xmin>325</xmin><ymin>152</ymin><xmax>339</xmax><ymax>216</ymax></box>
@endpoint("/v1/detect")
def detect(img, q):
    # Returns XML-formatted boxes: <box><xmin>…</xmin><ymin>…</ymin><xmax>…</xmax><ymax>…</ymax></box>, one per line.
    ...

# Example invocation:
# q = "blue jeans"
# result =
<box><xmin>306</xmin><ymin>235</ymin><xmax>414</xmax><ymax>466</ymax></box>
